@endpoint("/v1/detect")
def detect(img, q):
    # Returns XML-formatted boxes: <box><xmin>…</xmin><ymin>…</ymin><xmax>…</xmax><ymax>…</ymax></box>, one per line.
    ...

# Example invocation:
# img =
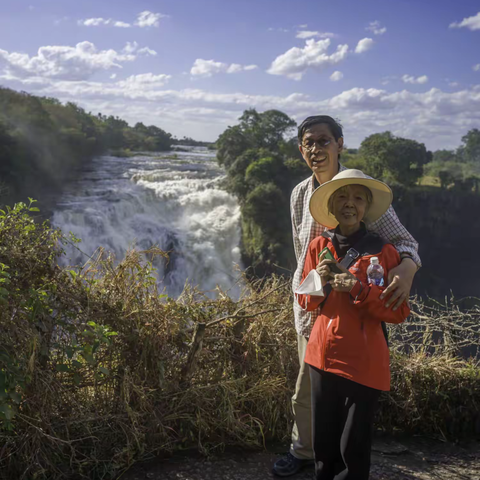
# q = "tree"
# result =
<box><xmin>238</xmin><ymin>109</ymin><xmax>296</xmax><ymax>151</ymax></box>
<box><xmin>457</xmin><ymin>129</ymin><xmax>480</xmax><ymax>163</ymax></box>
<box><xmin>245</xmin><ymin>155</ymin><xmax>288</xmax><ymax>190</ymax></box>
<box><xmin>0</xmin><ymin>86</ymin><xmax>174</xmax><ymax>206</ymax></box>
<box><xmin>358</xmin><ymin>132</ymin><xmax>431</xmax><ymax>186</ymax></box>
<box><xmin>214</xmin><ymin>109</ymin><xmax>301</xmax><ymax>274</ymax></box>
<box><xmin>216</xmin><ymin>125</ymin><xmax>251</xmax><ymax>169</ymax></box>
<box><xmin>433</xmin><ymin>149</ymin><xmax>457</xmax><ymax>163</ymax></box>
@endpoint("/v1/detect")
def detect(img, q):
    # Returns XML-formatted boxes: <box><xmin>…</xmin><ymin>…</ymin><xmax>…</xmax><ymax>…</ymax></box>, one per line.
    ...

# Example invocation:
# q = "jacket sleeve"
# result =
<box><xmin>296</xmin><ymin>239</ymin><xmax>325</xmax><ymax>312</ymax></box>
<box><xmin>367</xmin><ymin>205</ymin><xmax>421</xmax><ymax>268</ymax></box>
<box><xmin>348</xmin><ymin>244</ymin><xmax>410</xmax><ymax>324</ymax></box>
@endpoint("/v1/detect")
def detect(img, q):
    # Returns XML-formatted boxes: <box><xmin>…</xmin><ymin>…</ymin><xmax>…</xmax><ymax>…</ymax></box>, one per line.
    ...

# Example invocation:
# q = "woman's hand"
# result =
<box><xmin>316</xmin><ymin>251</ymin><xmax>357</xmax><ymax>291</ymax></box>
<box><xmin>316</xmin><ymin>250</ymin><xmax>335</xmax><ymax>287</ymax></box>
<box><xmin>328</xmin><ymin>264</ymin><xmax>358</xmax><ymax>292</ymax></box>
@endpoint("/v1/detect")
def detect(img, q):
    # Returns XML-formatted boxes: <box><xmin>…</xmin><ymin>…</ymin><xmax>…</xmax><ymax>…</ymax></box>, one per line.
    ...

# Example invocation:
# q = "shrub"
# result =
<box><xmin>1</xmin><ymin>203</ymin><xmax>479</xmax><ymax>479</ymax></box>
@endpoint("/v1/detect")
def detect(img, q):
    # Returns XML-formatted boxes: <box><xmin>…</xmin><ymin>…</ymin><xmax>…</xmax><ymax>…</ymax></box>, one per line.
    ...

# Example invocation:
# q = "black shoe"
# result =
<box><xmin>272</xmin><ymin>452</ymin><xmax>315</xmax><ymax>477</ymax></box>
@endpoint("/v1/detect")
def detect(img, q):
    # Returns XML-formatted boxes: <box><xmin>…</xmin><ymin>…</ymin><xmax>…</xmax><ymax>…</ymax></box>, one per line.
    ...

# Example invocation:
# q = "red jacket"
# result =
<box><xmin>297</xmin><ymin>233</ymin><xmax>410</xmax><ymax>391</ymax></box>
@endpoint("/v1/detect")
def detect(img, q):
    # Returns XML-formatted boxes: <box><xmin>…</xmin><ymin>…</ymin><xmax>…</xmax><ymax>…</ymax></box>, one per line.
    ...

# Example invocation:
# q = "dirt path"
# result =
<box><xmin>122</xmin><ymin>437</ymin><xmax>480</xmax><ymax>480</ymax></box>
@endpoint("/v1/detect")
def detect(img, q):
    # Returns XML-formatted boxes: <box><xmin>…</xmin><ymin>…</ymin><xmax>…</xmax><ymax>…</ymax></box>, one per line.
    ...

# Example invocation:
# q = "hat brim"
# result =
<box><xmin>309</xmin><ymin>176</ymin><xmax>393</xmax><ymax>228</ymax></box>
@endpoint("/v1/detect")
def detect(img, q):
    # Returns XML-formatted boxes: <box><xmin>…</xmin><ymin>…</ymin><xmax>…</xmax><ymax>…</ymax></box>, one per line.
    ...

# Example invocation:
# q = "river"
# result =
<box><xmin>52</xmin><ymin>147</ymin><xmax>243</xmax><ymax>298</ymax></box>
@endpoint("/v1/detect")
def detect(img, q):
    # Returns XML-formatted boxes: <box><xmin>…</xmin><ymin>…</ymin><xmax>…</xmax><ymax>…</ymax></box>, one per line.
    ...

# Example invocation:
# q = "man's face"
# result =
<box><xmin>299</xmin><ymin>123</ymin><xmax>343</xmax><ymax>180</ymax></box>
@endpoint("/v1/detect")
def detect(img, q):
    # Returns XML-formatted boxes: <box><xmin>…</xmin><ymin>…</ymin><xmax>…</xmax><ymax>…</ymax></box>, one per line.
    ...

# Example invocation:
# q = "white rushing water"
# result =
<box><xmin>52</xmin><ymin>147</ymin><xmax>243</xmax><ymax>298</ymax></box>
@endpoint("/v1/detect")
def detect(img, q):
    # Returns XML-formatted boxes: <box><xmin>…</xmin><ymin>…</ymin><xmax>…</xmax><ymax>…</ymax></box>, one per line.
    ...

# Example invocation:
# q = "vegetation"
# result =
<box><xmin>216</xmin><ymin>109</ymin><xmax>310</xmax><ymax>275</ymax></box>
<box><xmin>0</xmin><ymin>87</ymin><xmax>173</xmax><ymax>206</ymax></box>
<box><xmin>172</xmin><ymin>136</ymin><xmax>214</xmax><ymax>147</ymax></box>
<box><xmin>343</xmin><ymin>128</ymin><xmax>480</xmax><ymax>190</ymax></box>
<box><xmin>216</xmin><ymin>109</ymin><xmax>480</xmax><ymax>293</ymax></box>
<box><xmin>0</xmin><ymin>203</ymin><xmax>479</xmax><ymax>479</ymax></box>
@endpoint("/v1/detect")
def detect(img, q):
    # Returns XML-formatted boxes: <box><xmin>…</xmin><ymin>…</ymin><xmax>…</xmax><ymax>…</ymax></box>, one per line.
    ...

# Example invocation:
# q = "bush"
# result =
<box><xmin>1</xmin><ymin>203</ymin><xmax>479</xmax><ymax>479</ymax></box>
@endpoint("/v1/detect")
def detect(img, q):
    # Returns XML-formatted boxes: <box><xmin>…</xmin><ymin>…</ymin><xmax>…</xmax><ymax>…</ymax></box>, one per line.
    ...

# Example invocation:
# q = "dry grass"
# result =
<box><xmin>1</xmin><ymin>202</ymin><xmax>479</xmax><ymax>479</ymax></box>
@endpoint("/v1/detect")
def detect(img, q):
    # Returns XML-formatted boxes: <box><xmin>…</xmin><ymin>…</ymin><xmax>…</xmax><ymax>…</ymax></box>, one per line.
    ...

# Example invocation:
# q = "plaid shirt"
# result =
<box><xmin>291</xmin><ymin>165</ymin><xmax>421</xmax><ymax>338</ymax></box>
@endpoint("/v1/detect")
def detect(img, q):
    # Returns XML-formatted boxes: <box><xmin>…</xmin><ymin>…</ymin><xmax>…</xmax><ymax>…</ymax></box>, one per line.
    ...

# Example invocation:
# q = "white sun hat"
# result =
<box><xmin>309</xmin><ymin>169</ymin><xmax>393</xmax><ymax>228</ymax></box>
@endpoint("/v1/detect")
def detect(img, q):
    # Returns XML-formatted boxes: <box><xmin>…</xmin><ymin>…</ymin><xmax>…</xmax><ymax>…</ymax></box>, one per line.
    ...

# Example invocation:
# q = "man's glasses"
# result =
<box><xmin>301</xmin><ymin>139</ymin><xmax>332</xmax><ymax>152</ymax></box>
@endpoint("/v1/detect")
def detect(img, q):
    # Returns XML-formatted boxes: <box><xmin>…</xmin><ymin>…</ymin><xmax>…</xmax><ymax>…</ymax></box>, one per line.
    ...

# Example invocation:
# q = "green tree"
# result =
<box><xmin>358</xmin><ymin>132</ymin><xmax>431</xmax><ymax>186</ymax></box>
<box><xmin>217</xmin><ymin>109</ymin><xmax>296</xmax><ymax>169</ymax></box>
<box><xmin>216</xmin><ymin>125</ymin><xmax>250</xmax><ymax>169</ymax></box>
<box><xmin>0</xmin><ymin>87</ymin><xmax>174</xmax><ymax>207</ymax></box>
<box><xmin>433</xmin><ymin>149</ymin><xmax>457</xmax><ymax>163</ymax></box>
<box><xmin>215</xmin><ymin>109</ymin><xmax>307</xmax><ymax>275</ymax></box>
<box><xmin>457</xmin><ymin>129</ymin><xmax>480</xmax><ymax>164</ymax></box>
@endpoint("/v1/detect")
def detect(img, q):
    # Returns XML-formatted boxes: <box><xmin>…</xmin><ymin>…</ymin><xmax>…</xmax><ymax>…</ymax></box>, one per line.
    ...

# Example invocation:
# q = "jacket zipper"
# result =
<box><xmin>322</xmin><ymin>318</ymin><xmax>333</xmax><ymax>370</ymax></box>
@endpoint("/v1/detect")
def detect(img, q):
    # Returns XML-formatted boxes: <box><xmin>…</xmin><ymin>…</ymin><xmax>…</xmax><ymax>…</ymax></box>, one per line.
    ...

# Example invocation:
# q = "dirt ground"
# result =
<box><xmin>122</xmin><ymin>436</ymin><xmax>480</xmax><ymax>480</ymax></box>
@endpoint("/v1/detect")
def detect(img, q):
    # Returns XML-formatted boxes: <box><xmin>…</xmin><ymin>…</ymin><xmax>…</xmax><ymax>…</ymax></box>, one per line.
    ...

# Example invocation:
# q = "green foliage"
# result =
<box><xmin>1</xmin><ymin>203</ymin><xmax>479</xmax><ymax>479</ymax></box>
<box><xmin>422</xmin><ymin>131</ymin><xmax>480</xmax><ymax>191</ymax></box>
<box><xmin>0</xmin><ymin>87</ymin><xmax>173</xmax><ymax>206</ymax></box>
<box><xmin>172</xmin><ymin>135</ymin><xmax>213</xmax><ymax>147</ymax></box>
<box><xmin>458</xmin><ymin>128</ymin><xmax>480</xmax><ymax>163</ymax></box>
<box><xmin>358</xmin><ymin>131</ymin><xmax>432</xmax><ymax>186</ymax></box>
<box><xmin>215</xmin><ymin>110</ymin><xmax>309</xmax><ymax>275</ymax></box>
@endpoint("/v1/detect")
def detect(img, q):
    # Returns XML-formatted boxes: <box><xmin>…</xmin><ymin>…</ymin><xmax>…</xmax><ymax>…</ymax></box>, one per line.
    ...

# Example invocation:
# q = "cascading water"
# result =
<box><xmin>52</xmin><ymin>147</ymin><xmax>243</xmax><ymax>298</ymax></box>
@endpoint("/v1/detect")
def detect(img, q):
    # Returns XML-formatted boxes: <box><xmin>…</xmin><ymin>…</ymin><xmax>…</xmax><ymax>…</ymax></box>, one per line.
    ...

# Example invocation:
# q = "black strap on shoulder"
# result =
<box><xmin>319</xmin><ymin>233</ymin><xmax>390</xmax><ymax>346</ymax></box>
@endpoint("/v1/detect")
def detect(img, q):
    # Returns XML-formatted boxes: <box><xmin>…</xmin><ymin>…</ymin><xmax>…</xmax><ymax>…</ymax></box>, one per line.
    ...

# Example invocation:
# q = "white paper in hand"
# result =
<box><xmin>295</xmin><ymin>269</ymin><xmax>324</xmax><ymax>297</ymax></box>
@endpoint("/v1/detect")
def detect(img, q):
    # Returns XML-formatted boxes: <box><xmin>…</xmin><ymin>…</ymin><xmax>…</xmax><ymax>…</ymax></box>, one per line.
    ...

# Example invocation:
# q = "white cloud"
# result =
<box><xmin>117</xmin><ymin>73</ymin><xmax>171</xmax><ymax>89</ymax></box>
<box><xmin>402</xmin><ymin>74</ymin><xmax>429</xmax><ymax>84</ymax></box>
<box><xmin>355</xmin><ymin>38</ymin><xmax>374</xmax><ymax>54</ymax></box>
<box><xmin>79</xmin><ymin>17</ymin><xmax>131</xmax><ymax>28</ymax></box>
<box><xmin>330</xmin><ymin>71</ymin><xmax>343</xmax><ymax>81</ymax></box>
<box><xmin>190</xmin><ymin>59</ymin><xmax>258</xmax><ymax>77</ymax></box>
<box><xmin>78</xmin><ymin>11</ymin><xmax>166</xmax><ymax>28</ymax></box>
<box><xmin>298</xmin><ymin>24</ymin><xmax>308</xmax><ymax>29</ymax></box>
<box><xmin>449</xmin><ymin>12</ymin><xmax>480</xmax><ymax>30</ymax></box>
<box><xmin>135</xmin><ymin>11</ymin><xmax>166</xmax><ymax>28</ymax></box>
<box><xmin>110</xmin><ymin>73</ymin><xmax>117</xmax><ymax>79</ymax></box>
<box><xmin>474</xmin><ymin>64</ymin><xmax>480</xmax><ymax>72</ymax></box>
<box><xmin>3</xmin><ymin>71</ymin><xmax>480</xmax><ymax>148</ymax></box>
<box><xmin>366</xmin><ymin>21</ymin><xmax>387</xmax><ymax>35</ymax></box>
<box><xmin>122</xmin><ymin>41</ymin><xmax>157</xmax><ymax>57</ymax></box>
<box><xmin>296</xmin><ymin>30</ymin><xmax>337</xmax><ymax>39</ymax></box>
<box><xmin>79</xmin><ymin>18</ymin><xmax>111</xmax><ymax>27</ymax></box>
<box><xmin>268</xmin><ymin>27</ymin><xmax>289</xmax><ymax>33</ymax></box>
<box><xmin>267</xmin><ymin>38</ymin><xmax>349</xmax><ymax>80</ymax></box>
<box><xmin>0</xmin><ymin>41</ymin><xmax>156</xmax><ymax>81</ymax></box>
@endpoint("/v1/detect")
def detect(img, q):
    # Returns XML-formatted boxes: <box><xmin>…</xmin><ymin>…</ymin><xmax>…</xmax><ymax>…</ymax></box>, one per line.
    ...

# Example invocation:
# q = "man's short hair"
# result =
<box><xmin>297</xmin><ymin>115</ymin><xmax>343</xmax><ymax>144</ymax></box>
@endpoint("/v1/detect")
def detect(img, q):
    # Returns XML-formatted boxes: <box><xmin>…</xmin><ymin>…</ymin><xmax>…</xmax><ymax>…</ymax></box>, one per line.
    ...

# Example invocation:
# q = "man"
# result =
<box><xmin>272</xmin><ymin>116</ymin><xmax>420</xmax><ymax>477</ymax></box>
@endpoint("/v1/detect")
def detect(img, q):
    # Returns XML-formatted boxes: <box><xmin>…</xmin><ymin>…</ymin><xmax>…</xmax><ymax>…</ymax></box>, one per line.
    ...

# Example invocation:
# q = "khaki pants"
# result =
<box><xmin>289</xmin><ymin>334</ymin><xmax>314</xmax><ymax>460</ymax></box>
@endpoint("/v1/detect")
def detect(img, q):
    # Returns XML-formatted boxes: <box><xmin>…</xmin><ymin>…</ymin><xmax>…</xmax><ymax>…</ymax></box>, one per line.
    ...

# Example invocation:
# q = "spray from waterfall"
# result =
<box><xmin>52</xmin><ymin>147</ymin><xmax>243</xmax><ymax>298</ymax></box>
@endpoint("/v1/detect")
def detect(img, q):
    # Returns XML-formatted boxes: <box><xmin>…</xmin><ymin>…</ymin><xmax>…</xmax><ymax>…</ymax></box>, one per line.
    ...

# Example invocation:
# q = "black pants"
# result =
<box><xmin>309</xmin><ymin>366</ymin><xmax>381</xmax><ymax>480</ymax></box>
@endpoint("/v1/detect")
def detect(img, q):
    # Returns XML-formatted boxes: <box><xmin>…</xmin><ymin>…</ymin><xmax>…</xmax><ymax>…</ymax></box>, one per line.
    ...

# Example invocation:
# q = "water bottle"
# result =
<box><xmin>367</xmin><ymin>257</ymin><xmax>384</xmax><ymax>286</ymax></box>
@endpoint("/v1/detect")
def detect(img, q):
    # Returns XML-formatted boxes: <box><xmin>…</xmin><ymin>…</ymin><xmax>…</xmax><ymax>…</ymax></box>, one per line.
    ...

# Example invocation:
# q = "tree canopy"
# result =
<box><xmin>216</xmin><ymin>109</ymin><xmax>308</xmax><ymax>275</ymax></box>
<box><xmin>356</xmin><ymin>131</ymin><xmax>432</xmax><ymax>186</ymax></box>
<box><xmin>0</xmin><ymin>87</ymin><xmax>173</xmax><ymax>206</ymax></box>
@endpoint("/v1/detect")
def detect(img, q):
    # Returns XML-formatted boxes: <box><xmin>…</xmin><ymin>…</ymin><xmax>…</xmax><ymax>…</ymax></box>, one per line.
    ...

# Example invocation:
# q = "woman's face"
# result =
<box><xmin>331</xmin><ymin>185</ymin><xmax>370</xmax><ymax>228</ymax></box>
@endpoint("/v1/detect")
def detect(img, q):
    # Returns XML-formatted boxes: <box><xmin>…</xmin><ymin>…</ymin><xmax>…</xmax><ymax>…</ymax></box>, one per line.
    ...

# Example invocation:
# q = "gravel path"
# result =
<box><xmin>122</xmin><ymin>437</ymin><xmax>480</xmax><ymax>480</ymax></box>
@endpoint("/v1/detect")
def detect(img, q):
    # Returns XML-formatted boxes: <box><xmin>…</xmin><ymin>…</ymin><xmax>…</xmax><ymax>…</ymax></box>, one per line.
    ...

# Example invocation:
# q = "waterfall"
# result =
<box><xmin>52</xmin><ymin>147</ymin><xmax>243</xmax><ymax>298</ymax></box>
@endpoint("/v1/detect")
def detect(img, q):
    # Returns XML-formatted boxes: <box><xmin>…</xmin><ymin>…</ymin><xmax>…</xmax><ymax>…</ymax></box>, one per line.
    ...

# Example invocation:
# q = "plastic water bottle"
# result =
<box><xmin>367</xmin><ymin>257</ymin><xmax>385</xmax><ymax>286</ymax></box>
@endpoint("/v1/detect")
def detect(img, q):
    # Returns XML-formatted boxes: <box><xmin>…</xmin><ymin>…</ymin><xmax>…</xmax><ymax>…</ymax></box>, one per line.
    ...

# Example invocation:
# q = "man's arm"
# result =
<box><xmin>368</xmin><ymin>205</ymin><xmax>421</xmax><ymax>267</ymax></box>
<box><xmin>368</xmin><ymin>205</ymin><xmax>420</xmax><ymax>310</ymax></box>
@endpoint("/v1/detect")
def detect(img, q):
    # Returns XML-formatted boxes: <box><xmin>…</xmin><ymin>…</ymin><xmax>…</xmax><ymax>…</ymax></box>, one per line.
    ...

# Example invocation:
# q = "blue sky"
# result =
<box><xmin>1</xmin><ymin>0</ymin><xmax>479</xmax><ymax>149</ymax></box>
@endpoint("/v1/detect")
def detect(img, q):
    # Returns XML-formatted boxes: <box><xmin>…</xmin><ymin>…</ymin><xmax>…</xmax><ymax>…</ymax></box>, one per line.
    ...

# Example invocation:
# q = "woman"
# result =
<box><xmin>296</xmin><ymin>169</ymin><xmax>410</xmax><ymax>480</ymax></box>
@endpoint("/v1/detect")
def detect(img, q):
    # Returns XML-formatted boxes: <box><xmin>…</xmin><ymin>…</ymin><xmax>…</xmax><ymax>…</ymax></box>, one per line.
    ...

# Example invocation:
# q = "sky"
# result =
<box><xmin>0</xmin><ymin>0</ymin><xmax>479</xmax><ymax>150</ymax></box>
